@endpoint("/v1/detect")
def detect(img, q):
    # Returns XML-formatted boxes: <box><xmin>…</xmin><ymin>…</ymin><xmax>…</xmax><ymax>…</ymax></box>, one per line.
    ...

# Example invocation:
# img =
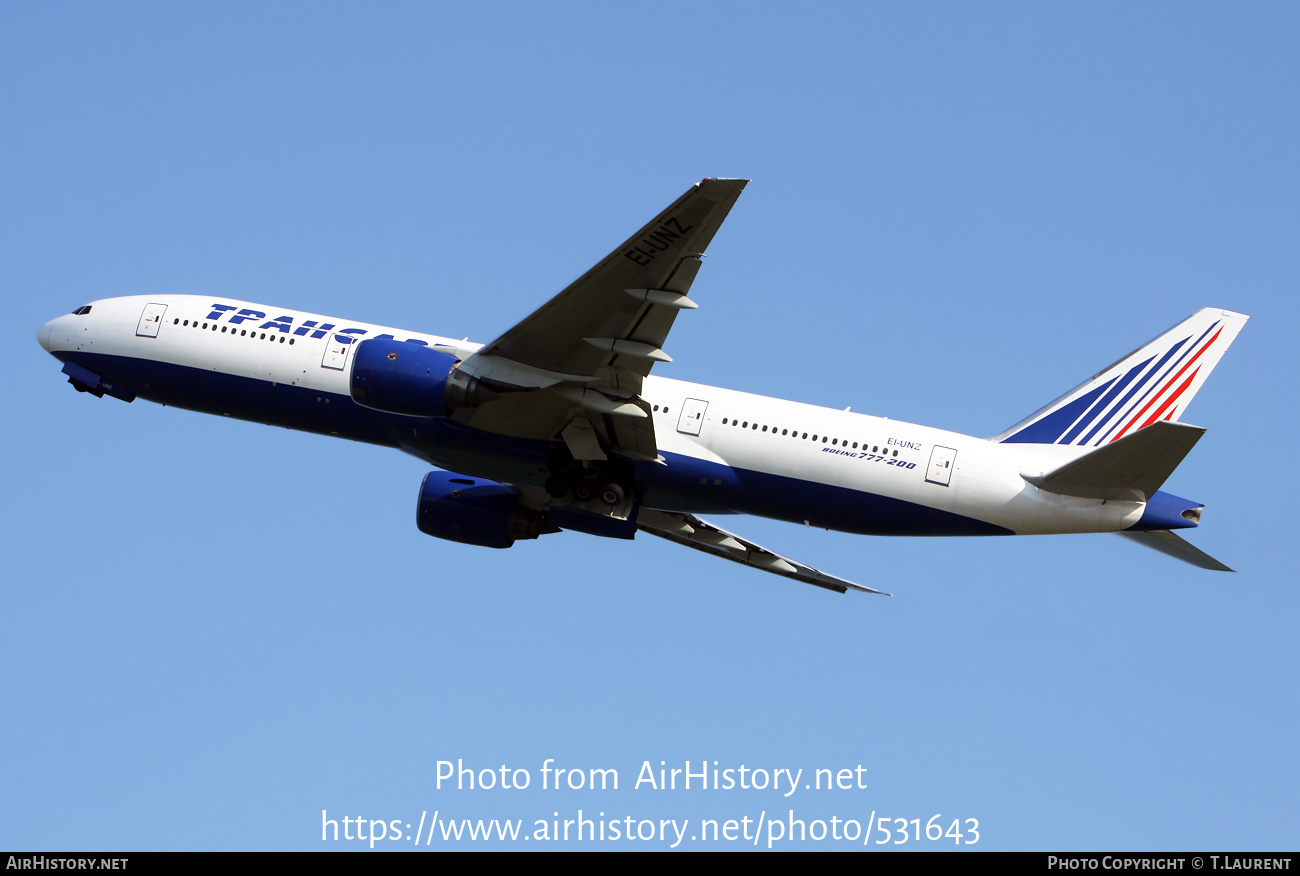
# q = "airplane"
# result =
<box><xmin>36</xmin><ymin>178</ymin><xmax>1248</xmax><ymax>594</ymax></box>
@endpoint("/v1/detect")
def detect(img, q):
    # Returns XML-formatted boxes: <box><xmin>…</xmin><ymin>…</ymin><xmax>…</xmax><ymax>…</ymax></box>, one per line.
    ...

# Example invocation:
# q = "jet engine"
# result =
<box><xmin>350</xmin><ymin>339</ymin><xmax>491</xmax><ymax>417</ymax></box>
<box><xmin>416</xmin><ymin>471</ymin><xmax>556</xmax><ymax>549</ymax></box>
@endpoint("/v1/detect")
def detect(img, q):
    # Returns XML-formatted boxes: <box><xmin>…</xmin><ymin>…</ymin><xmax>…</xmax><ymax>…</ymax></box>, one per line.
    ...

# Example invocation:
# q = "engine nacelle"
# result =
<box><xmin>350</xmin><ymin>339</ymin><xmax>487</xmax><ymax>417</ymax></box>
<box><xmin>416</xmin><ymin>471</ymin><xmax>554</xmax><ymax>549</ymax></box>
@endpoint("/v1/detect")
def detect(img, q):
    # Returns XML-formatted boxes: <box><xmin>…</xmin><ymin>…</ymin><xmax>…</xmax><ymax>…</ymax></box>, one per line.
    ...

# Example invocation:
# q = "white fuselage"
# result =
<box><xmin>40</xmin><ymin>294</ymin><xmax>1141</xmax><ymax>537</ymax></box>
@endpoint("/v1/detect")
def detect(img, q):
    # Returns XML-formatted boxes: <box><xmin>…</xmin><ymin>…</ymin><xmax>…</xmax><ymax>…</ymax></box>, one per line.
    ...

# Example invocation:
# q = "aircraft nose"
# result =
<box><xmin>38</xmin><ymin>318</ymin><xmax>55</xmax><ymax>353</ymax></box>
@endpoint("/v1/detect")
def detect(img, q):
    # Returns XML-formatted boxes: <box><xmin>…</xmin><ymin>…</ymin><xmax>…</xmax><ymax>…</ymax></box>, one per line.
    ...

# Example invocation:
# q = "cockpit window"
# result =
<box><xmin>71</xmin><ymin>305</ymin><xmax>92</xmax><ymax>315</ymax></box>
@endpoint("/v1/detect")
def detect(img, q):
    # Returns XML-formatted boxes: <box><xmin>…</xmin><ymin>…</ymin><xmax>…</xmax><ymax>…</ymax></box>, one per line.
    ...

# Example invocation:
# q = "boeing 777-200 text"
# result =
<box><xmin>37</xmin><ymin>179</ymin><xmax>1248</xmax><ymax>593</ymax></box>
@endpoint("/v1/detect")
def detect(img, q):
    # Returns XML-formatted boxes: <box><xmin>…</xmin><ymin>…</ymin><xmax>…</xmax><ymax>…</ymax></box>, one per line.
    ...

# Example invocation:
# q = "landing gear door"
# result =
<box><xmin>676</xmin><ymin>398</ymin><xmax>709</xmax><ymax>436</ymax></box>
<box><xmin>136</xmin><ymin>303</ymin><xmax>167</xmax><ymax>338</ymax></box>
<box><xmin>926</xmin><ymin>445</ymin><xmax>957</xmax><ymax>486</ymax></box>
<box><xmin>321</xmin><ymin>335</ymin><xmax>351</xmax><ymax>371</ymax></box>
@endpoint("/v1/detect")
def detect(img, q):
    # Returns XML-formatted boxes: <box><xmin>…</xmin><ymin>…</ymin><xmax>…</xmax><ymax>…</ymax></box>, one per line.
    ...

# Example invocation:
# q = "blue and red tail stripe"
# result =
<box><xmin>1108</xmin><ymin>325</ymin><xmax>1222</xmax><ymax>442</ymax></box>
<box><xmin>1001</xmin><ymin>318</ymin><xmax>1226</xmax><ymax>446</ymax></box>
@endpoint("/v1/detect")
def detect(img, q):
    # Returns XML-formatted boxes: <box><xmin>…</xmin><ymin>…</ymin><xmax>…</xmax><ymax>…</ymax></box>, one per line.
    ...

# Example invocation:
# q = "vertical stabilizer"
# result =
<box><xmin>996</xmin><ymin>309</ymin><xmax>1248</xmax><ymax>446</ymax></box>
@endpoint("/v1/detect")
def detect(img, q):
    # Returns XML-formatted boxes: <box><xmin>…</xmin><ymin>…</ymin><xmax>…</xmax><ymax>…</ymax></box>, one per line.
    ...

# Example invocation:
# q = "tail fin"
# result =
<box><xmin>996</xmin><ymin>308</ymin><xmax>1248</xmax><ymax>445</ymax></box>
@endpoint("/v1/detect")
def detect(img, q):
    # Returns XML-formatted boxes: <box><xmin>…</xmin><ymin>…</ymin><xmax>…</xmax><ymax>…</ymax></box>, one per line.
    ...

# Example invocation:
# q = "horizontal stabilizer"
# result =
<box><xmin>1024</xmin><ymin>421</ymin><xmax>1205</xmax><ymax>501</ymax></box>
<box><xmin>1117</xmin><ymin>530</ymin><xmax>1233</xmax><ymax>572</ymax></box>
<box><xmin>637</xmin><ymin>509</ymin><xmax>888</xmax><ymax>595</ymax></box>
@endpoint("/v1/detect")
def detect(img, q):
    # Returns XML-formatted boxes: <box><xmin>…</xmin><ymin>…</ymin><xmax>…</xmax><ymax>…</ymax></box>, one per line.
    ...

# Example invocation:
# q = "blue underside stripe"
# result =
<box><xmin>56</xmin><ymin>350</ymin><xmax>1013</xmax><ymax>538</ymax></box>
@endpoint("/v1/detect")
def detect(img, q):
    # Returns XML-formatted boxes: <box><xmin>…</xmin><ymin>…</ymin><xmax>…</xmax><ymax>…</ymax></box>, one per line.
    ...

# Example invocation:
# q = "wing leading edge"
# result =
<box><xmin>466</xmin><ymin>177</ymin><xmax>748</xmax><ymax>383</ymax></box>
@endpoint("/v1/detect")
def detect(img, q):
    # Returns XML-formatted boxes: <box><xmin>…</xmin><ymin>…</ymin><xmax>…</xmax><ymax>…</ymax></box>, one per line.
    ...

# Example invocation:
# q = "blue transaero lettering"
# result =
<box><xmin>622</xmin><ymin>216</ymin><xmax>693</xmax><ymax>266</ymax></box>
<box><xmin>205</xmin><ymin>302</ymin><xmax>412</xmax><ymax>345</ymax></box>
<box><xmin>207</xmin><ymin>304</ymin><xmax>272</xmax><ymax>326</ymax></box>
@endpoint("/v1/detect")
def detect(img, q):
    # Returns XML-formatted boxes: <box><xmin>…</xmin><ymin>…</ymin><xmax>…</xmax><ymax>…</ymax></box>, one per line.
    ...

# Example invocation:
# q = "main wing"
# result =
<box><xmin>638</xmin><ymin>509</ymin><xmax>890</xmax><ymax>595</ymax></box>
<box><xmin>436</xmin><ymin>179</ymin><xmax>877</xmax><ymax>597</ymax></box>
<box><xmin>451</xmin><ymin>178</ymin><xmax>748</xmax><ymax>461</ymax></box>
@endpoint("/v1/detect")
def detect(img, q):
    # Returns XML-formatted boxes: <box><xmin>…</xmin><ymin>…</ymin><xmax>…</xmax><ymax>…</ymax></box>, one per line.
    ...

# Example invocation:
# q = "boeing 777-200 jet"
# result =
<box><xmin>37</xmin><ymin>179</ymin><xmax>1248</xmax><ymax>593</ymax></box>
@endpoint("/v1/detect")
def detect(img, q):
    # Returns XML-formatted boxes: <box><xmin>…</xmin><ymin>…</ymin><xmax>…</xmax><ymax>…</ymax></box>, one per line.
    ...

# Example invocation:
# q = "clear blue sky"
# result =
<box><xmin>3</xmin><ymin>2</ymin><xmax>1296</xmax><ymax>851</ymax></box>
